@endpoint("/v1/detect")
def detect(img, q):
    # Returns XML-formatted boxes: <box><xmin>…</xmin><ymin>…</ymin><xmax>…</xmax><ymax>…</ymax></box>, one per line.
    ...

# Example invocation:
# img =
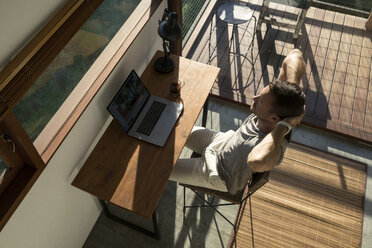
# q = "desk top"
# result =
<box><xmin>71</xmin><ymin>51</ymin><xmax>220</xmax><ymax>218</ymax></box>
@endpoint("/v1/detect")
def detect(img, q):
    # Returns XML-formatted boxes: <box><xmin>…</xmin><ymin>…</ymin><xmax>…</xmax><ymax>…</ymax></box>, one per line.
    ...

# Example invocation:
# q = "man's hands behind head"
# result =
<box><xmin>282</xmin><ymin>106</ymin><xmax>306</xmax><ymax>128</ymax></box>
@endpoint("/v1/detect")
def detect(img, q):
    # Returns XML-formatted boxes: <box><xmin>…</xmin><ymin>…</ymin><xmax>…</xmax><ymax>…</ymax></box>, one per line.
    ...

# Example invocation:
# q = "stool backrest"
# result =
<box><xmin>247</xmin><ymin>171</ymin><xmax>270</xmax><ymax>196</ymax></box>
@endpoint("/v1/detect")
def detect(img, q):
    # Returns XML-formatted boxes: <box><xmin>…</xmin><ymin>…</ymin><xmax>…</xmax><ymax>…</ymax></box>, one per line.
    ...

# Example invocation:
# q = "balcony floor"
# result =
<box><xmin>185</xmin><ymin>0</ymin><xmax>372</xmax><ymax>144</ymax></box>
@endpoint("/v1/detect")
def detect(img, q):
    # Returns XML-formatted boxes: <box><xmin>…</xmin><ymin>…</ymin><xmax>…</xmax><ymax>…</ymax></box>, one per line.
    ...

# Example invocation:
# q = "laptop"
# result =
<box><xmin>107</xmin><ymin>70</ymin><xmax>184</xmax><ymax>147</ymax></box>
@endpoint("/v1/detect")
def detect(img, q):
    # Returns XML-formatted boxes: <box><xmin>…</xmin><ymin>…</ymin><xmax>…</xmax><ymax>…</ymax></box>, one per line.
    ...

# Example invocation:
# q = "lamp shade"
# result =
<box><xmin>158</xmin><ymin>12</ymin><xmax>181</xmax><ymax>41</ymax></box>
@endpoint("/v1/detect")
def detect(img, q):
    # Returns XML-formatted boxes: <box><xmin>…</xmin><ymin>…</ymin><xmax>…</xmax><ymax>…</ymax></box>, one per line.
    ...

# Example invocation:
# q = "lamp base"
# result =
<box><xmin>153</xmin><ymin>56</ymin><xmax>175</xmax><ymax>73</ymax></box>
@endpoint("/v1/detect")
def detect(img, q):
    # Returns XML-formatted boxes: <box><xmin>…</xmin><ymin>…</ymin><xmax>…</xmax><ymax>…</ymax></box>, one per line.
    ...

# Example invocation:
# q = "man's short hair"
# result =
<box><xmin>269</xmin><ymin>80</ymin><xmax>306</xmax><ymax>119</ymax></box>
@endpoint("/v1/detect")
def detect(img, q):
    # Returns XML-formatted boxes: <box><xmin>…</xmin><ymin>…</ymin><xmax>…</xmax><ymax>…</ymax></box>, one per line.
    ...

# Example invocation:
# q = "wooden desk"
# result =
<box><xmin>72</xmin><ymin>51</ymin><xmax>220</xmax><ymax>219</ymax></box>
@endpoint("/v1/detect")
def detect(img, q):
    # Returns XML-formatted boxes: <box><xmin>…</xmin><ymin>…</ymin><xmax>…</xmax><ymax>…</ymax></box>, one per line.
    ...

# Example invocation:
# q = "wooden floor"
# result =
<box><xmin>186</xmin><ymin>0</ymin><xmax>372</xmax><ymax>144</ymax></box>
<box><xmin>228</xmin><ymin>143</ymin><xmax>367</xmax><ymax>247</ymax></box>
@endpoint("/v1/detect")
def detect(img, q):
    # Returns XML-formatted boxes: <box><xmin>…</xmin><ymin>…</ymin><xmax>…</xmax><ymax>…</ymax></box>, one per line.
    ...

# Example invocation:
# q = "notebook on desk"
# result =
<box><xmin>107</xmin><ymin>70</ymin><xmax>183</xmax><ymax>147</ymax></box>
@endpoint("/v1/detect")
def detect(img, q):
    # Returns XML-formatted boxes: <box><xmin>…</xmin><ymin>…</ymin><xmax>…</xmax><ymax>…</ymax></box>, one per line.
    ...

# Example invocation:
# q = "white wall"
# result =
<box><xmin>0</xmin><ymin>1</ymin><xmax>164</xmax><ymax>247</ymax></box>
<box><xmin>0</xmin><ymin>0</ymin><xmax>69</xmax><ymax>70</ymax></box>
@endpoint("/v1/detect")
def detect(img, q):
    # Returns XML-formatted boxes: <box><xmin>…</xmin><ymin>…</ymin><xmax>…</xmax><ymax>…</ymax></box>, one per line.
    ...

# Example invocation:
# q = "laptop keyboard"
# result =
<box><xmin>136</xmin><ymin>101</ymin><xmax>167</xmax><ymax>136</ymax></box>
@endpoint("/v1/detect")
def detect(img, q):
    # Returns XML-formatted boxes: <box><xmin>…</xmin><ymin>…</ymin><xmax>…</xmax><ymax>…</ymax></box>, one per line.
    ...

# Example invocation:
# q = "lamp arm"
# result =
<box><xmin>162</xmin><ymin>39</ymin><xmax>170</xmax><ymax>60</ymax></box>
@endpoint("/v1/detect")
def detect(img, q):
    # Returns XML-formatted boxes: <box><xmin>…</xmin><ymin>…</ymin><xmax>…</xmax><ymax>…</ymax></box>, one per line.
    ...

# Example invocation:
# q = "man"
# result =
<box><xmin>169</xmin><ymin>49</ymin><xmax>306</xmax><ymax>195</ymax></box>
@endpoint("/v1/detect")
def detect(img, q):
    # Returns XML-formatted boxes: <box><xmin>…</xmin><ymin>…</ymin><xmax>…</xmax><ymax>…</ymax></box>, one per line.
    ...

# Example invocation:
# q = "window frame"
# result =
<box><xmin>0</xmin><ymin>112</ymin><xmax>45</xmax><ymax>231</ymax></box>
<box><xmin>32</xmin><ymin>0</ymin><xmax>163</xmax><ymax>162</ymax></box>
<box><xmin>0</xmin><ymin>136</ymin><xmax>24</xmax><ymax>196</ymax></box>
<box><xmin>0</xmin><ymin>0</ymin><xmax>163</xmax><ymax>230</ymax></box>
<box><xmin>0</xmin><ymin>0</ymin><xmax>104</xmax><ymax>122</ymax></box>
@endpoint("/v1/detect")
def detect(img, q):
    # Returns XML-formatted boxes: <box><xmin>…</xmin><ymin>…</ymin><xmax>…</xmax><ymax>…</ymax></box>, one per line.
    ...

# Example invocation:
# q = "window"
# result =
<box><xmin>14</xmin><ymin>0</ymin><xmax>141</xmax><ymax>143</ymax></box>
<box><xmin>0</xmin><ymin>0</ymin><xmax>163</xmax><ymax>230</ymax></box>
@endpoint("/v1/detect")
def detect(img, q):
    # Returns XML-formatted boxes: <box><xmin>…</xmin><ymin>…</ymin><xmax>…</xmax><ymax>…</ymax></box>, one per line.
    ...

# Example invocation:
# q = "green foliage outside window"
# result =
<box><xmin>14</xmin><ymin>0</ymin><xmax>141</xmax><ymax>142</ymax></box>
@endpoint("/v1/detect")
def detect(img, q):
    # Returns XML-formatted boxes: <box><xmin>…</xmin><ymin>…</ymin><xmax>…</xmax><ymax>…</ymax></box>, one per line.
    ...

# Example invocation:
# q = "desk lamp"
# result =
<box><xmin>153</xmin><ymin>9</ymin><xmax>181</xmax><ymax>73</ymax></box>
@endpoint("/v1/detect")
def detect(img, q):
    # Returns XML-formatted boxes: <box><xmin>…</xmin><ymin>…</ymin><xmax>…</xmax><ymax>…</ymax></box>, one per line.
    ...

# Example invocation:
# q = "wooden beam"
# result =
<box><xmin>0</xmin><ymin>112</ymin><xmax>45</xmax><ymax>231</ymax></box>
<box><xmin>168</xmin><ymin>0</ymin><xmax>182</xmax><ymax>56</ymax></box>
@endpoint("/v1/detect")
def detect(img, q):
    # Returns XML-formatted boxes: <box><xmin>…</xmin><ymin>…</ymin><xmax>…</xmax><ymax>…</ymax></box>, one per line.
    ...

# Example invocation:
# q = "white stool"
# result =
<box><xmin>209</xmin><ymin>2</ymin><xmax>256</xmax><ymax>64</ymax></box>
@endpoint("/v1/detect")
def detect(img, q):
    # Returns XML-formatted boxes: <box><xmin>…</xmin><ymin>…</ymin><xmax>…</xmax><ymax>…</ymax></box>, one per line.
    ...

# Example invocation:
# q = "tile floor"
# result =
<box><xmin>83</xmin><ymin>97</ymin><xmax>372</xmax><ymax>248</ymax></box>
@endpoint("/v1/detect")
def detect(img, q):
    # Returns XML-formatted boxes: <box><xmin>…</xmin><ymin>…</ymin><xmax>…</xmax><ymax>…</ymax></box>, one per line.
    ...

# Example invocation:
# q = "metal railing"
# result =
<box><xmin>313</xmin><ymin>0</ymin><xmax>370</xmax><ymax>17</ymax></box>
<box><xmin>317</xmin><ymin>0</ymin><xmax>371</xmax><ymax>12</ymax></box>
<box><xmin>182</xmin><ymin>0</ymin><xmax>210</xmax><ymax>47</ymax></box>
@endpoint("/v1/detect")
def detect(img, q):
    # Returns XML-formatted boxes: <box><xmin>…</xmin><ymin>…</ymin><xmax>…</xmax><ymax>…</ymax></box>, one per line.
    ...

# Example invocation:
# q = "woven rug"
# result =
<box><xmin>230</xmin><ymin>143</ymin><xmax>367</xmax><ymax>248</ymax></box>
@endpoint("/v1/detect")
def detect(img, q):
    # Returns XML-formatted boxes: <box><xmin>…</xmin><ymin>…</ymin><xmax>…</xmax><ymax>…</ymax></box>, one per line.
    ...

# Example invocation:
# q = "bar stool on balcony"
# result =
<box><xmin>208</xmin><ymin>2</ymin><xmax>257</xmax><ymax>66</ymax></box>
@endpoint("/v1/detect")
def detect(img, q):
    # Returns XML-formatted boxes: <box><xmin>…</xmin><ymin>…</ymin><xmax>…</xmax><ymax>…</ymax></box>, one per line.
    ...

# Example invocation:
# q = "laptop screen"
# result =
<box><xmin>107</xmin><ymin>70</ymin><xmax>150</xmax><ymax>132</ymax></box>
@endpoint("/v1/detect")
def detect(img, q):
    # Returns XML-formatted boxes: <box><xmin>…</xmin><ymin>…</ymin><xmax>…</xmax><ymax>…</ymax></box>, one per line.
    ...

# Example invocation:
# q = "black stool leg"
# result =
<box><xmin>183</xmin><ymin>186</ymin><xmax>186</xmax><ymax>214</ymax></box>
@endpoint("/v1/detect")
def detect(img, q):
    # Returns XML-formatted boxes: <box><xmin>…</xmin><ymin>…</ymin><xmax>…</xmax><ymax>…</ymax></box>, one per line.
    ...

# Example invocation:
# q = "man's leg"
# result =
<box><xmin>169</xmin><ymin>156</ymin><xmax>228</xmax><ymax>191</ymax></box>
<box><xmin>169</xmin><ymin>126</ymin><xmax>229</xmax><ymax>191</ymax></box>
<box><xmin>185</xmin><ymin>126</ymin><xmax>220</xmax><ymax>154</ymax></box>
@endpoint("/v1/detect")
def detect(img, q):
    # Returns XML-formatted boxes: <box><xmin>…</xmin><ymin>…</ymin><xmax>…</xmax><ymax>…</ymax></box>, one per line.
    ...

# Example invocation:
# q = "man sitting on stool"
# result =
<box><xmin>169</xmin><ymin>49</ymin><xmax>306</xmax><ymax>194</ymax></box>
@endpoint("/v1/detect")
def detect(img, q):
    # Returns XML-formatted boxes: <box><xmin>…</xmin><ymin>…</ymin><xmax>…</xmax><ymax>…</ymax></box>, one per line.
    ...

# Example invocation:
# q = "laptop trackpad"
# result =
<box><xmin>128</xmin><ymin>96</ymin><xmax>183</xmax><ymax>147</ymax></box>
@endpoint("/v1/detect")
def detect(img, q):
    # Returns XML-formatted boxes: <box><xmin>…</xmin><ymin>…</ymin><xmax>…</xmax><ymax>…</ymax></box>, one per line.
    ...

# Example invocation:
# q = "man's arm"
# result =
<box><xmin>247</xmin><ymin>125</ymin><xmax>288</xmax><ymax>172</ymax></box>
<box><xmin>247</xmin><ymin>110</ymin><xmax>305</xmax><ymax>172</ymax></box>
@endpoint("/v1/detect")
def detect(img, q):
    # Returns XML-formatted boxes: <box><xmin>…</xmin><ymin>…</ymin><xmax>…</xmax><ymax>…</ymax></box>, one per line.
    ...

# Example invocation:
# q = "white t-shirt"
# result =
<box><xmin>204</xmin><ymin>114</ymin><xmax>288</xmax><ymax>194</ymax></box>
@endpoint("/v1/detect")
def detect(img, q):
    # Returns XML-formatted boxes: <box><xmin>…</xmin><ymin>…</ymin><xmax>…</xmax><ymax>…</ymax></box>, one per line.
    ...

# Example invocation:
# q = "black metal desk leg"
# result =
<box><xmin>151</xmin><ymin>210</ymin><xmax>161</xmax><ymax>240</ymax></box>
<box><xmin>98</xmin><ymin>199</ymin><xmax>160</xmax><ymax>240</ymax></box>
<box><xmin>202</xmin><ymin>95</ymin><xmax>209</xmax><ymax>127</ymax></box>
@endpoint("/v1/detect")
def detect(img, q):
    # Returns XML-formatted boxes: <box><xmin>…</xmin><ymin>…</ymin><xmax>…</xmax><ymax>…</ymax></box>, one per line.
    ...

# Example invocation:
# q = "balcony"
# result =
<box><xmin>184</xmin><ymin>0</ymin><xmax>372</xmax><ymax>144</ymax></box>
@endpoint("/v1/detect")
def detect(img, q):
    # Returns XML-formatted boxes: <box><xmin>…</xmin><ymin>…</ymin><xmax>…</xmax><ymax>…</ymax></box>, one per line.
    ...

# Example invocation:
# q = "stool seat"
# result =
<box><xmin>217</xmin><ymin>2</ymin><xmax>254</xmax><ymax>25</ymax></box>
<box><xmin>181</xmin><ymin>152</ymin><xmax>270</xmax><ymax>229</ymax></box>
<box><xmin>180</xmin><ymin>183</ymin><xmax>244</xmax><ymax>204</ymax></box>
<box><xmin>208</xmin><ymin>2</ymin><xmax>257</xmax><ymax>66</ymax></box>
